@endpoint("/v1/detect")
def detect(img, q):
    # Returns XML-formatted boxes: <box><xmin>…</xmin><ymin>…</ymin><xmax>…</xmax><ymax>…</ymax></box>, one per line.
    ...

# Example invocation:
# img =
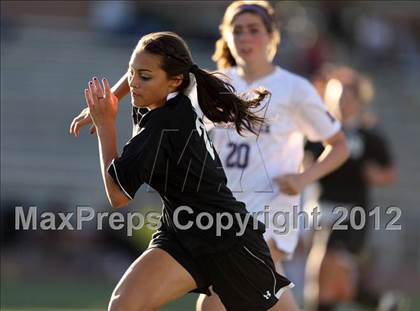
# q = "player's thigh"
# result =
<box><xmin>268</xmin><ymin>298</ymin><xmax>292</xmax><ymax>311</ymax></box>
<box><xmin>196</xmin><ymin>292</ymin><xmax>226</xmax><ymax>311</ymax></box>
<box><xmin>266</xmin><ymin>238</ymin><xmax>290</xmax><ymax>265</ymax></box>
<box><xmin>109</xmin><ymin>247</ymin><xmax>197</xmax><ymax>311</ymax></box>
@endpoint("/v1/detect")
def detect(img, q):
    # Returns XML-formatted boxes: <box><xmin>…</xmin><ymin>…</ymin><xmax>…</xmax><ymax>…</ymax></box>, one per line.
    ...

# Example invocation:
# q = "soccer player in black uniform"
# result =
<box><xmin>72</xmin><ymin>31</ymin><xmax>293</xmax><ymax>311</ymax></box>
<box><xmin>305</xmin><ymin>65</ymin><xmax>398</xmax><ymax>311</ymax></box>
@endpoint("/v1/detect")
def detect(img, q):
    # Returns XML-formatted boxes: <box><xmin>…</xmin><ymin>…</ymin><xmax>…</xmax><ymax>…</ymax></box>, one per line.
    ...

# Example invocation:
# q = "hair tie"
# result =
<box><xmin>189</xmin><ymin>64</ymin><xmax>199</xmax><ymax>74</ymax></box>
<box><xmin>232</xmin><ymin>4</ymin><xmax>272</xmax><ymax>30</ymax></box>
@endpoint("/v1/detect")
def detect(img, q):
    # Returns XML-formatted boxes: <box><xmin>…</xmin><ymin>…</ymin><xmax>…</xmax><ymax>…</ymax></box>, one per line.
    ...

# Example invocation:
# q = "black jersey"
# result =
<box><xmin>108</xmin><ymin>93</ymin><xmax>262</xmax><ymax>256</ymax></box>
<box><xmin>306</xmin><ymin>127</ymin><xmax>393</xmax><ymax>207</ymax></box>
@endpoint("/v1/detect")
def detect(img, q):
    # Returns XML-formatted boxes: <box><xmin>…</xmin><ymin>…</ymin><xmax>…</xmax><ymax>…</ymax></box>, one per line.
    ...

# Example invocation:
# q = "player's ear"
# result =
<box><xmin>169</xmin><ymin>74</ymin><xmax>183</xmax><ymax>90</ymax></box>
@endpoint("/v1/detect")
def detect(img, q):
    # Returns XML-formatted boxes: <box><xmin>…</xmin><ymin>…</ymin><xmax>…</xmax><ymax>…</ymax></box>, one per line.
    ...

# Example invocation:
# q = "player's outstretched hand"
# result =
<box><xmin>84</xmin><ymin>77</ymin><xmax>118</xmax><ymax>129</ymax></box>
<box><xmin>69</xmin><ymin>106</ymin><xmax>95</xmax><ymax>137</ymax></box>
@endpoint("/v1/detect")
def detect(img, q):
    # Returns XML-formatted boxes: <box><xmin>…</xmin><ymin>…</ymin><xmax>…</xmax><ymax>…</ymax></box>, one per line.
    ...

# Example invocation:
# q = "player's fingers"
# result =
<box><xmin>276</xmin><ymin>175</ymin><xmax>287</xmax><ymax>182</ymax></box>
<box><xmin>90</xmin><ymin>125</ymin><xmax>97</xmax><ymax>135</ymax></box>
<box><xmin>88</xmin><ymin>81</ymin><xmax>98</xmax><ymax>105</ymax></box>
<box><xmin>75</xmin><ymin>121</ymin><xmax>88</xmax><ymax>137</ymax></box>
<box><xmin>70</xmin><ymin>120</ymin><xmax>77</xmax><ymax>136</ymax></box>
<box><xmin>103</xmin><ymin>78</ymin><xmax>112</xmax><ymax>98</ymax></box>
<box><xmin>70</xmin><ymin>113</ymin><xmax>83</xmax><ymax>134</ymax></box>
<box><xmin>71</xmin><ymin>120</ymin><xmax>83</xmax><ymax>137</ymax></box>
<box><xmin>288</xmin><ymin>188</ymin><xmax>297</xmax><ymax>195</ymax></box>
<box><xmin>73</xmin><ymin>119</ymin><xmax>86</xmax><ymax>137</ymax></box>
<box><xmin>278</xmin><ymin>179</ymin><xmax>289</xmax><ymax>188</ymax></box>
<box><xmin>287</xmin><ymin>181</ymin><xmax>299</xmax><ymax>195</ymax></box>
<box><xmin>74</xmin><ymin>122</ymin><xmax>81</xmax><ymax>137</ymax></box>
<box><xmin>84</xmin><ymin>88</ymin><xmax>94</xmax><ymax>111</ymax></box>
<box><xmin>93</xmin><ymin>76</ymin><xmax>104</xmax><ymax>99</ymax></box>
<box><xmin>84</xmin><ymin>88</ymin><xmax>91</xmax><ymax>107</ymax></box>
<box><xmin>279</xmin><ymin>183</ymin><xmax>292</xmax><ymax>194</ymax></box>
<box><xmin>89</xmin><ymin>91</ymin><xmax>96</xmax><ymax>111</ymax></box>
<box><xmin>90</xmin><ymin>77</ymin><xmax>97</xmax><ymax>94</ymax></box>
<box><xmin>69</xmin><ymin>118</ymin><xmax>77</xmax><ymax>134</ymax></box>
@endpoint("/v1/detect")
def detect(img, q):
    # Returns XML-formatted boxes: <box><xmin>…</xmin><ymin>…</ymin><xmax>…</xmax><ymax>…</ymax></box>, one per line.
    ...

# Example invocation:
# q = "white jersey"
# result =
<box><xmin>192</xmin><ymin>66</ymin><xmax>340</xmax><ymax>256</ymax></box>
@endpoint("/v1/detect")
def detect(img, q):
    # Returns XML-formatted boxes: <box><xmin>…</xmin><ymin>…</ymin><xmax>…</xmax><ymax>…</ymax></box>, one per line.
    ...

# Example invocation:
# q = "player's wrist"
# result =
<box><xmin>95</xmin><ymin>122</ymin><xmax>116</xmax><ymax>135</ymax></box>
<box><xmin>298</xmin><ymin>171</ymin><xmax>315</xmax><ymax>188</ymax></box>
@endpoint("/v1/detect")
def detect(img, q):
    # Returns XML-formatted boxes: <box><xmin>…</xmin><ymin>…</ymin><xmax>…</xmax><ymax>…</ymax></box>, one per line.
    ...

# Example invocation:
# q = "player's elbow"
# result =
<box><xmin>386</xmin><ymin>167</ymin><xmax>398</xmax><ymax>185</ymax></box>
<box><xmin>105</xmin><ymin>175</ymin><xmax>131</xmax><ymax>208</ymax></box>
<box><xmin>330</xmin><ymin>131</ymin><xmax>350</xmax><ymax>165</ymax></box>
<box><xmin>108</xmin><ymin>192</ymin><xmax>130</xmax><ymax>209</ymax></box>
<box><xmin>371</xmin><ymin>166</ymin><xmax>398</xmax><ymax>187</ymax></box>
<box><xmin>110</xmin><ymin>199</ymin><xmax>128</xmax><ymax>209</ymax></box>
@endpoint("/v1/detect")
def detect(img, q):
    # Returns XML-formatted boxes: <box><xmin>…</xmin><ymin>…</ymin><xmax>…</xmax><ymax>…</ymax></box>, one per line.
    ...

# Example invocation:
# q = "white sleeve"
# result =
<box><xmin>292</xmin><ymin>78</ymin><xmax>341</xmax><ymax>142</ymax></box>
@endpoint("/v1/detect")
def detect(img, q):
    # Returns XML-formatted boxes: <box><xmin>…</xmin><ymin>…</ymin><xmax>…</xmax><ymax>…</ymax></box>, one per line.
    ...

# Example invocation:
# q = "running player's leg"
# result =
<box><xmin>197</xmin><ymin>282</ymin><xmax>297</xmax><ymax>311</ymax></box>
<box><xmin>196</xmin><ymin>236</ymin><xmax>299</xmax><ymax>311</ymax></box>
<box><xmin>266</xmin><ymin>239</ymin><xmax>300</xmax><ymax>311</ymax></box>
<box><xmin>304</xmin><ymin>216</ymin><xmax>358</xmax><ymax>311</ymax></box>
<box><xmin>317</xmin><ymin>225</ymin><xmax>360</xmax><ymax>309</ymax></box>
<box><xmin>108</xmin><ymin>247</ymin><xmax>197</xmax><ymax>311</ymax></box>
<box><xmin>303</xmin><ymin>226</ymin><xmax>331</xmax><ymax>311</ymax></box>
<box><xmin>196</xmin><ymin>239</ymin><xmax>298</xmax><ymax>311</ymax></box>
<box><xmin>318</xmin><ymin>249</ymin><xmax>356</xmax><ymax>304</ymax></box>
<box><xmin>196</xmin><ymin>289</ymin><xmax>226</xmax><ymax>311</ymax></box>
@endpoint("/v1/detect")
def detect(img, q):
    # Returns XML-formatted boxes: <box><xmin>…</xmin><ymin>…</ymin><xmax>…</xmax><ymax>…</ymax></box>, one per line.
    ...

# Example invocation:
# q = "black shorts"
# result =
<box><xmin>148</xmin><ymin>227</ymin><xmax>293</xmax><ymax>311</ymax></box>
<box><xmin>327</xmin><ymin>220</ymin><xmax>368</xmax><ymax>255</ymax></box>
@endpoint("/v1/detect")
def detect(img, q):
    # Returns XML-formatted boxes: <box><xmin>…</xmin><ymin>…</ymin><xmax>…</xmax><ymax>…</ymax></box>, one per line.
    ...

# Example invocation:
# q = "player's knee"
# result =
<box><xmin>196</xmin><ymin>294</ymin><xmax>226</xmax><ymax>311</ymax></box>
<box><xmin>199</xmin><ymin>298</ymin><xmax>214</xmax><ymax>311</ymax></box>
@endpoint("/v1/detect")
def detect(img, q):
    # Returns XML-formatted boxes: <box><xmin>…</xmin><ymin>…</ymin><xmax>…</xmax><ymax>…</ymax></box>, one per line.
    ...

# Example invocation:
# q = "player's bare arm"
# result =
<box><xmin>84</xmin><ymin>76</ymin><xmax>130</xmax><ymax>208</ymax></box>
<box><xmin>275</xmin><ymin>131</ymin><xmax>349</xmax><ymax>195</ymax></box>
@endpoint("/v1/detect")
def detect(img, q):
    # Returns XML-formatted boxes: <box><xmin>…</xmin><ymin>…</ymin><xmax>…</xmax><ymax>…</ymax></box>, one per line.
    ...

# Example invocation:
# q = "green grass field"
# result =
<box><xmin>1</xmin><ymin>279</ymin><xmax>197</xmax><ymax>310</ymax></box>
<box><xmin>2</xmin><ymin>278</ymin><xmax>418</xmax><ymax>310</ymax></box>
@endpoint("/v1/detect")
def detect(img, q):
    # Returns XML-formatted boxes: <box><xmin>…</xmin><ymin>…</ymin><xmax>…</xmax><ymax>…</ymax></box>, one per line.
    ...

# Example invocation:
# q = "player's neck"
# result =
<box><xmin>237</xmin><ymin>62</ymin><xmax>275</xmax><ymax>85</ymax></box>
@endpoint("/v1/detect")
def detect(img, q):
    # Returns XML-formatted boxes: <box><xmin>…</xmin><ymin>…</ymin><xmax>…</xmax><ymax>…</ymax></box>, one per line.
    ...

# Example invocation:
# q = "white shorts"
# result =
<box><xmin>263</xmin><ymin>223</ymin><xmax>299</xmax><ymax>261</ymax></box>
<box><xmin>253</xmin><ymin>195</ymin><xmax>301</xmax><ymax>261</ymax></box>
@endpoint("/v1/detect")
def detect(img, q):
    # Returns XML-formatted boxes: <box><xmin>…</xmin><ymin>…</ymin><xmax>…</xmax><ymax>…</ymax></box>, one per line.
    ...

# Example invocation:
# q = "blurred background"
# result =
<box><xmin>1</xmin><ymin>1</ymin><xmax>419</xmax><ymax>310</ymax></box>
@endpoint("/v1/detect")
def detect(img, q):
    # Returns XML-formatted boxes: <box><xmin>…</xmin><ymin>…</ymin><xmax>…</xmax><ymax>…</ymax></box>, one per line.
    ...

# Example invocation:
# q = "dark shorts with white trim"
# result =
<box><xmin>148</xmin><ymin>226</ymin><xmax>293</xmax><ymax>311</ymax></box>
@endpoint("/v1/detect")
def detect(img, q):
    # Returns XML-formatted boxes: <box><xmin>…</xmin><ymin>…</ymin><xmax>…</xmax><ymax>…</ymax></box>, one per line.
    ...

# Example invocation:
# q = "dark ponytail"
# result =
<box><xmin>193</xmin><ymin>67</ymin><xmax>269</xmax><ymax>135</ymax></box>
<box><xmin>137</xmin><ymin>31</ymin><xmax>269</xmax><ymax>135</ymax></box>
